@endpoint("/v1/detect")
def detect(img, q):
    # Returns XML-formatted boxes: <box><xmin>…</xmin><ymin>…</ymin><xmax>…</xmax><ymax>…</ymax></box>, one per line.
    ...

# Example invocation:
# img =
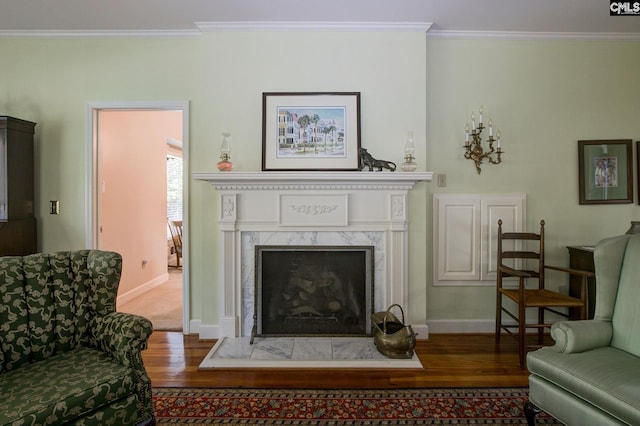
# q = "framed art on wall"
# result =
<box><xmin>637</xmin><ymin>140</ymin><xmax>640</xmax><ymax>205</ymax></box>
<box><xmin>578</xmin><ymin>139</ymin><xmax>633</xmax><ymax>205</ymax></box>
<box><xmin>262</xmin><ymin>92</ymin><xmax>361</xmax><ymax>171</ymax></box>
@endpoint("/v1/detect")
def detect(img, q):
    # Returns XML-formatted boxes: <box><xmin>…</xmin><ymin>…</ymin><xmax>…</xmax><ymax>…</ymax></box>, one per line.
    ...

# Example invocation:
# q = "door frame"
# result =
<box><xmin>86</xmin><ymin>101</ymin><xmax>190</xmax><ymax>334</ymax></box>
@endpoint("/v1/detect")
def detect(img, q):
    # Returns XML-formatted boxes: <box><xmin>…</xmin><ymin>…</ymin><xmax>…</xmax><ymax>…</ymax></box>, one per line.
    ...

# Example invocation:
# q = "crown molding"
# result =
<box><xmin>427</xmin><ymin>30</ymin><xmax>640</xmax><ymax>41</ymax></box>
<box><xmin>2</xmin><ymin>25</ymin><xmax>637</xmax><ymax>40</ymax></box>
<box><xmin>195</xmin><ymin>21</ymin><xmax>433</xmax><ymax>33</ymax></box>
<box><xmin>0</xmin><ymin>29</ymin><xmax>202</xmax><ymax>39</ymax></box>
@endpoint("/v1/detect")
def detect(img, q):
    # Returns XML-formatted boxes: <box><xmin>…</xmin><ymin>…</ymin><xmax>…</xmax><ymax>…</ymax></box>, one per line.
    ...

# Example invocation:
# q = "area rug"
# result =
<box><xmin>153</xmin><ymin>387</ymin><xmax>561</xmax><ymax>425</ymax></box>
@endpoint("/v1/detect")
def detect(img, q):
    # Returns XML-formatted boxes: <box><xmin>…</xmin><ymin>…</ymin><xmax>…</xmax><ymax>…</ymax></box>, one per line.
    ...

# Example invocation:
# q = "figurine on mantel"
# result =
<box><xmin>359</xmin><ymin>148</ymin><xmax>396</xmax><ymax>172</ymax></box>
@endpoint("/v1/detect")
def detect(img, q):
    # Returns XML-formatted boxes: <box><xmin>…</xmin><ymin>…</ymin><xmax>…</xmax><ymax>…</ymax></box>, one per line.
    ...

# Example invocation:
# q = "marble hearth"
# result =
<box><xmin>194</xmin><ymin>171</ymin><xmax>432</xmax><ymax>339</ymax></box>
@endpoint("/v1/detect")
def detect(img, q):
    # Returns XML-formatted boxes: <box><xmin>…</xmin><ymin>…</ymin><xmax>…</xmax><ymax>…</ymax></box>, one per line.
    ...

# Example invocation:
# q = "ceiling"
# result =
<box><xmin>0</xmin><ymin>0</ymin><xmax>639</xmax><ymax>36</ymax></box>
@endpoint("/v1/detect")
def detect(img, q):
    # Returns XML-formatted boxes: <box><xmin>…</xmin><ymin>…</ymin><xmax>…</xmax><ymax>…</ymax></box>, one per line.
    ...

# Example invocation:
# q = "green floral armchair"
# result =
<box><xmin>0</xmin><ymin>250</ymin><xmax>154</xmax><ymax>426</ymax></box>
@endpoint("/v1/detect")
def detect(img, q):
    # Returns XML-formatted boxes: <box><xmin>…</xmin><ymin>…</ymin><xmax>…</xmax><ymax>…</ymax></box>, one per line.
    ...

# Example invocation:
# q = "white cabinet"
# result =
<box><xmin>433</xmin><ymin>193</ymin><xmax>526</xmax><ymax>285</ymax></box>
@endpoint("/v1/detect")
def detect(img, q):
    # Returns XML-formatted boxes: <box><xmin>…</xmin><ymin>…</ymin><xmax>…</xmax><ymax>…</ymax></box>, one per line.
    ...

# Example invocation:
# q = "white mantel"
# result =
<box><xmin>194</xmin><ymin>171</ymin><xmax>432</xmax><ymax>339</ymax></box>
<box><xmin>192</xmin><ymin>171</ymin><xmax>433</xmax><ymax>190</ymax></box>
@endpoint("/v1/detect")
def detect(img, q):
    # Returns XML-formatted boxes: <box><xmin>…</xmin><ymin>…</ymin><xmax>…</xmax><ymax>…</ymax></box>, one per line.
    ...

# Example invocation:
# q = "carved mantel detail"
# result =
<box><xmin>289</xmin><ymin>204</ymin><xmax>339</xmax><ymax>215</ymax></box>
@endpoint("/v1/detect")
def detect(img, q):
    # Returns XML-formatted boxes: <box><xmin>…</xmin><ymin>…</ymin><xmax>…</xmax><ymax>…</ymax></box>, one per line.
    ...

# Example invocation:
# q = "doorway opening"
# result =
<box><xmin>87</xmin><ymin>101</ymin><xmax>189</xmax><ymax>333</ymax></box>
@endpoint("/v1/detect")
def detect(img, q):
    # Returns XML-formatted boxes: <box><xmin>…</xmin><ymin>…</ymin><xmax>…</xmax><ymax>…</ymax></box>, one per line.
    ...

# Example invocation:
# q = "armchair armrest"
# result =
<box><xmin>90</xmin><ymin>312</ymin><xmax>153</xmax><ymax>367</ymax></box>
<box><xmin>545</xmin><ymin>264</ymin><xmax>595</xmax><ymax>278</ymax></box>
<box><xmin>550</xmin><ymin>320</ymin><xmax>612</xmax><ymax>353</ymax></box>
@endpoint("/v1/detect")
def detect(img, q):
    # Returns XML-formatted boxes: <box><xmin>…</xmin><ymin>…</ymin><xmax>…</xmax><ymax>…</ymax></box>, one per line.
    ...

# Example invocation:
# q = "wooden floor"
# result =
<box><xmin>144</xmin><ymin>332</ymin><xmax>538</xmax><ymax>389</ymax></box>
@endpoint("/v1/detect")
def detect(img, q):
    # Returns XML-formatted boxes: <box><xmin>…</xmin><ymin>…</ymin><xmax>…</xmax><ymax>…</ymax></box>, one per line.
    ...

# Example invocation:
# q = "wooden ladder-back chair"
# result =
<box><xmin>168</xmin><ymin>219</ymin><xmax>183</xmax><ymax>268</ymax></box>
<box><xmin>495</xmin><ymin>219</ymin><xmax>593</xmax><ymax>368</ymax></box>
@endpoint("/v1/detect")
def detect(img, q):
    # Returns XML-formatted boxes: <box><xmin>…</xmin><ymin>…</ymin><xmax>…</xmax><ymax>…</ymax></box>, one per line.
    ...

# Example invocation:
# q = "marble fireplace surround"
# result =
<box><xmin>194</xmin><ymin>171</ymin><xmax>432</xmax><ymax>339</ymax></box>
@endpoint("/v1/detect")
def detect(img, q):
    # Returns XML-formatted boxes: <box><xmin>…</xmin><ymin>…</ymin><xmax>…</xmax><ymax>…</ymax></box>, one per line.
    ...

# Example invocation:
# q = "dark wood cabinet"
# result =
<box><xmin>0</xmin><ymin>116</ymin><xmax>37</xmax><ymax>256</ymax></box>
<box><xmin>567</xmin><ymin>245</ymin><xmax>596</xmax><ymax>319</ymax></box>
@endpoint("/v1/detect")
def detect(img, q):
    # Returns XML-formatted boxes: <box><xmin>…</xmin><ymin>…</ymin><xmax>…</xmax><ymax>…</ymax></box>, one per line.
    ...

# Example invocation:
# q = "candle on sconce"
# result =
<box><xmin>479</xmin><ymin>105</ymin><xmax>484</xmax><ymax>125</ymax></box>
<box><xmin>471</xmin><ymin>112</ymin><xmax>476</xmax><ymax>130</ymax></box>
<box><xmin>496</xmin><ymin>130</ymin><xmax>502</xmax><ymax>149</ymax></box>
<box><xmin>488</xmin><ymin>119</ymin><xmax>493</xmax><ymax>137</ymax></box>
<box><xmin>465</xmin><ymin>124</ymin><xmax>470</xmax><ymax>143</ymax></box>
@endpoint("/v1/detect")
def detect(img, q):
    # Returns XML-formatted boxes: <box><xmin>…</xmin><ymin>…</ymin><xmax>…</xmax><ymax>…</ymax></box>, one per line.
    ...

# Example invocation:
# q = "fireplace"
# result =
<box><xmin>253</xmin><ymin>245</ymin><xmax>374</xmax><ymax>338</ymax></box>
<box><xmin>193</xmin><ymin>171</ymin><xmax>432</xmax><ymax>339</ymax></box>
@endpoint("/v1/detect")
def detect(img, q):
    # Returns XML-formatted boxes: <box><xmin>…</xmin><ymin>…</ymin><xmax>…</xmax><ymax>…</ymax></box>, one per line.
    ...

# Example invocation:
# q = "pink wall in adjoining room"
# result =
<box><xmin>98</xmin><ymin>110</ymin><xmax>182</xmax><ymax>298</ymax></box>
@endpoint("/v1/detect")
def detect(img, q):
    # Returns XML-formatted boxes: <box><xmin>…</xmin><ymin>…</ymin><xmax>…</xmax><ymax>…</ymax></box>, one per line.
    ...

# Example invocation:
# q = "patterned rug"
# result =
<box><xmin>153</xmin><ymin>387</ymin><xmax>560</xmax><ymax>425</ymax></box>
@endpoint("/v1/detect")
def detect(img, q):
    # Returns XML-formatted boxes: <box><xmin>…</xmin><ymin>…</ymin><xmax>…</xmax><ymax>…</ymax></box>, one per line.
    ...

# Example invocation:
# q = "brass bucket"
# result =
<box><xmin>371</xmin><ymin>304</ymin><xmax>416</xmax><ymax>359</ymax></box>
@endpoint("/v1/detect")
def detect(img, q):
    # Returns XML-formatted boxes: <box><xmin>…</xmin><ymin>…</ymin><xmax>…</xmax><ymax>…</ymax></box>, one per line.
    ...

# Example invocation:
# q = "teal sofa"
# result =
<box><xmin>0</xmin><ymin>250</ymin><xmax>154</xmax><ymax>426</ymax></box>
<box><xmin>526</xmin><ymin>234</ymin><xmax>640</xmax><ymax>425</ymax></box>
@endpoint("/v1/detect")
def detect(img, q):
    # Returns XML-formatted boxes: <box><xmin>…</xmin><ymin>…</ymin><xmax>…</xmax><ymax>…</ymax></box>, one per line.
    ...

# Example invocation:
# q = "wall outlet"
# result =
<box><xmin>437</xmin><ymin>174</ymin><xmax>447</xmax><ymax>187</ymax></box>
<box><xmin>49</xmin><ymin>200</ymin><xmax>60</xmax><ymax>214</ymax></box>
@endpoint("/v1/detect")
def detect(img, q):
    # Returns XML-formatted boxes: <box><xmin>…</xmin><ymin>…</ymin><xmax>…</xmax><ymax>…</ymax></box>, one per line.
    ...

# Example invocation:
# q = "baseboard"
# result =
<box><xmin>426</xmin><ymin>319</ymin><xmax>496</xmax><ymax>334</ymax></box>
<box><xmin>190</xmin><ymin>319</ymin><xmax>544</xmax><ymax>339</ymax></box>
<box><xmin>191</xmin><ymin>320</ymin><xmax>219</xmax><ymax>340</ymax></box>
<box><xmin>193</xmin><ymin>323</ymin><xmax>430</xmax><ymax>341</ymax></box>
<box><xmin>116</xmin><ymin>272</ymin><xmax>170</xmax><ymax>306</ymax></box>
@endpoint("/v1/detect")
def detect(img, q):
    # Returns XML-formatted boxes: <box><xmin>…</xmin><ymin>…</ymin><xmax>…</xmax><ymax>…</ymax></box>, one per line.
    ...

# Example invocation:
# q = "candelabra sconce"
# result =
<box><xmin>217</xmin><ymin>132</ymin><xmax>233</xmax><ymax>171</ymax></box>
<box><xmin>463</xmin><ymin>106</ymin><xmax>503</xmax><ymax>174</ymax></box>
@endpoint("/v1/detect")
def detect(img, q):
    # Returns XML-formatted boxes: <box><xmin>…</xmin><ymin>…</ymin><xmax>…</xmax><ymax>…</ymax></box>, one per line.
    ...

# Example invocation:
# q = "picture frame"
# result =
<box><xmin>637</xmin><ymin>140</ymin><xmax>640</xmax><ymax>205</ymax></box>
<box><xmin>578</xmin><ymin>139</ymin><xmax>633</xmax><ymax>205</ymax></box>
<box><xmin>262</xmin><ymin>92</ymin><xmax>361</xmax><ymax>171</ymax></box>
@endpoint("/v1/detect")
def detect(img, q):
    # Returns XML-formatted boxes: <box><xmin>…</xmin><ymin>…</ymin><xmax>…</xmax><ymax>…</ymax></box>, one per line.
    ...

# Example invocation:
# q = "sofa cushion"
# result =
<box><xmin>528</xmin><ymin>346</ymin><xmax>640</xmax><ymax>425</ymax></box>
<box><xmin>0</xmin><ymin>347</ymin><xmax>139</xmax><ymax>426</ymax></box>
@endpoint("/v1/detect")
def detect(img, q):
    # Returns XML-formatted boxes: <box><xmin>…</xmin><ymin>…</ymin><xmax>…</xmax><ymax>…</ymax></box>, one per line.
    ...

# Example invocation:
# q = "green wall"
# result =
<box><xmin>426</xmin><ymin>37</ymin><xmax>640</xmax><ymax>325</ymax></box>
<box><xmin>1</xmin><ymin>31</ymin><xmax>638</xmax><ymax>333</ymax></box>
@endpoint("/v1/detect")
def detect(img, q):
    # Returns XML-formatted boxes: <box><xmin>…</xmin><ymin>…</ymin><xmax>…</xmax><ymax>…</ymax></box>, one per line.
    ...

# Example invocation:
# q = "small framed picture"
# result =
<box><xmin>262</xmin><ymin>92</ymin><xmax>361</xmax><ymax>171</ymax></box>
<box><xmin>637</xmin><ymin>140</ymin><xmax>640</xmax><ymax>205</ymax></box>
<box><xmin>578</xmin><ymin>139</ymin><xmax>633</xmax><ymax>204</ymax></box>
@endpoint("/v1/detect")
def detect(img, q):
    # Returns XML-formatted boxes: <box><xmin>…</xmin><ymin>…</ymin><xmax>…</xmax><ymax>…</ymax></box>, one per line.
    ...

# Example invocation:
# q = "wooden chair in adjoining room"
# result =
<box><xmin>168</xmin><ymin>219</ymin><xmax>183</xmax><ymax>268</ymax></box>
<box><xmin>495</xmin><ymin>219</ymin><xmax>594</xmax><ymax>368</ymax></box>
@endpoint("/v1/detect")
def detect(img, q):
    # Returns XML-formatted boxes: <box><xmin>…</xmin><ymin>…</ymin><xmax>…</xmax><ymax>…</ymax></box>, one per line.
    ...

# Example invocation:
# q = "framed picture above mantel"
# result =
<box><xmin>262</xmin><ymin>92</ymin><xmax>361</xmax><ymax>171</ymax></box>
<box><xmin>578</xmin><ymin>139</ymin><xmax>633</xmax><ymax>205</ymax></box>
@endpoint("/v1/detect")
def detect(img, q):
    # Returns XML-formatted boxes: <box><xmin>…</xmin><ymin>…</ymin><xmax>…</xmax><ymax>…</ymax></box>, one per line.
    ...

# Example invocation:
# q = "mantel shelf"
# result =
<box><xmin>193</xmin><ymin>171</ymin><xmax>433</xmax><ymax>190</ymax></box>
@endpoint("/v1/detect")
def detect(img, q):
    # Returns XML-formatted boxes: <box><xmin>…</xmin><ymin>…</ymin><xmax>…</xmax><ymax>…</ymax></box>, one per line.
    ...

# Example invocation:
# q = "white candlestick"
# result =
<box><xmin>471</xmin><ymin>112</ymin><xmax>476</xmax><ymax>130</ymax></box>
<box><xmin>488</xmin><ymin>119</ymin><xmax>493</xmax><ymax>137</ymax></box>
<box><xmin>479</xmin><ymin>105</ymin><xmax>484</xmax><ymax>125</ymax></box>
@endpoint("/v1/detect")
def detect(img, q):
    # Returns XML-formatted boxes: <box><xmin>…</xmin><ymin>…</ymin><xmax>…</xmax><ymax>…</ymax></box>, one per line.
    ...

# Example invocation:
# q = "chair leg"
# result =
<box><xmin>537</xmin><ymin>308</ymin><xmax>544</xmax><ymax>346</ymax></box>
<box><xmin>519</xmin><ymin>296</ymin><xmax>526</xmax><ymax>369</ymax></box>
<box><xmin>524</xmin><ymin>401</ymin><xmax>542</xmax><ymax>426</ymax></box>
<box><xmin>495</xmin><ymin>292</ymin><xmax>502</xmax><ymax>344</ymax></box>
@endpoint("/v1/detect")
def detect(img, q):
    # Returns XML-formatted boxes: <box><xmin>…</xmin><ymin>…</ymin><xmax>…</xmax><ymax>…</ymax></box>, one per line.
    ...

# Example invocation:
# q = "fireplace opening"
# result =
<box><xmin>253</xmin><ymin>245</ymin><xmax>374</xmax><ymax>339</ymax></box>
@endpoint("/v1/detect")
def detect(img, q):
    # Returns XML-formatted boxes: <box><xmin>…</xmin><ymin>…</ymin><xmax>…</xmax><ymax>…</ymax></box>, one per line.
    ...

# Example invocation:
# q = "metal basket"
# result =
<box><xmin>371</xmin><ymin>304</ymin><xmax>416</xmax><ymax>359</ymax></box>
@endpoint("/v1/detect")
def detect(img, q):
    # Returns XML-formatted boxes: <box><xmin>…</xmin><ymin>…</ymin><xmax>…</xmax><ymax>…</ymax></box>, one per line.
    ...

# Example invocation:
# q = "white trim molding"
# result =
<box><xmin>195</xmin><ymin>21</ymin><xmax>433</xmax><ymax>33</ymax></box>
<box><xmin>427</xmin><ymin>30</ymin><xmax>640</xmax><ymax>41</ymax></box>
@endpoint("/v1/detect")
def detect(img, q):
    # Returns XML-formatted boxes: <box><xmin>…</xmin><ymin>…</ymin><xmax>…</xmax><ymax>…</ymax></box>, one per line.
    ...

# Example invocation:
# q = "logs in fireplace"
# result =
<box><xmin>252</xmin><ymin>246</ymin><xmax>374</xmax><ymax>341</ymax></box>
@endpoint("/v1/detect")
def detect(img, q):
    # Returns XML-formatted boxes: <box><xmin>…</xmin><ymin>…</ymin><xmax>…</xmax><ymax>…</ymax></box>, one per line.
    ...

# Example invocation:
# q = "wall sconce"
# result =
<box><xmin>463</xmin><ymin>106</ymin><xmax>502</xmax><ymax>174</ymax></box>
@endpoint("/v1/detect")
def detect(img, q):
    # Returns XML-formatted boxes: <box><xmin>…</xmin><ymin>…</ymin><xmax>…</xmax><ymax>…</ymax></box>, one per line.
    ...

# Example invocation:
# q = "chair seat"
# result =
<box><xmin>499</xmin><ymin>288</ymin><xmax>584</xmax><ymax>307</ymax></box>
<box><xmin>0</xmin><ymin>347</ymin><xmax>138</xmax><ymax>425</ymax></box>
<box><xmin>528</xmin><ymin>346</ymin><xmax>640</xmax><ymax>425</ymax></box>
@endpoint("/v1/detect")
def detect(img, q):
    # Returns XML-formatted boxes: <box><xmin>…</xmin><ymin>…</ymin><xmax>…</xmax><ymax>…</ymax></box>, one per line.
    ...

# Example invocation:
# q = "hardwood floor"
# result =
<box><xmin>143</xmin><ymin>332</ymin><xmax>537</xmax><ymax>389</ymax></box>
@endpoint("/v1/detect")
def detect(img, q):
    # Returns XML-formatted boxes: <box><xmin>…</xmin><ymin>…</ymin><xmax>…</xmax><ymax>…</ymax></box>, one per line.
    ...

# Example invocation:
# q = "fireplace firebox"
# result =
<box><xmin>252</xmin><ymin>246</ymin><xmax>374</xmax><ymax>340</ymax></box>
